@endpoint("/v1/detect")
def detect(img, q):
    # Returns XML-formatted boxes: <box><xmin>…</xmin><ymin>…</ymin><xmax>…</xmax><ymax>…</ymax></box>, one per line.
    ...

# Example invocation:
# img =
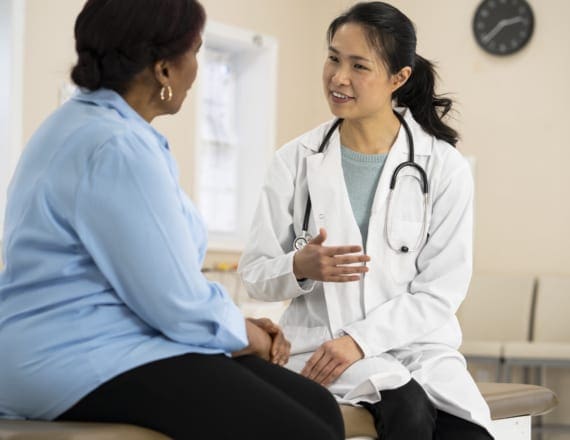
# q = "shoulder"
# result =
<box><xmin>404</xmin><ymin>111</ymin><xmax>472</xmax><ymax>193</ymax></box>
<box><xmin>427</xmin><ymin>138</ymin><xmax>474</xmax><ymax>203</ymax></box>
<box><xmin>404</xmin><ymin>110</ymin><xmax>470</xmax><ymax>182</ymax></box>
<box><xmin>431</xmin><ymin>138</ymin><xmax>472</xmax><ymax>182</ymax></box>
<box><xmin>54</xmin><ymin>97</ymin><xmax>163</xmax><ymax>157</ymax></box>
<box><xmin>431</xmin><ymin>133</ymin><xmax>469</xmax><ymax>162</ymax></box>
<box><xmin>74</xmin><ymin>117</ymin><xmax>163</xmax><ymax>169</ymax></box>
<box><xmin>275</xmin><ymin>119</ymin><xmax>338</xmax><ymax>163</ymax></box>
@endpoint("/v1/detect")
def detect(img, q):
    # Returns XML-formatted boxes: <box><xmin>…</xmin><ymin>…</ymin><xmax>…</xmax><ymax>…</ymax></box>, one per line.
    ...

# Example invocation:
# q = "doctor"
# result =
<box><xmin>239</xmin><ymin>2</ymin><xmax>494</xmax><ymax>439</ymax></box>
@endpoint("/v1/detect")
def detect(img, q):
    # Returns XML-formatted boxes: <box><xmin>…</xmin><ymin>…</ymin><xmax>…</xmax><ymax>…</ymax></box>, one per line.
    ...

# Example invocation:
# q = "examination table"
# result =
<box><xmin>0</xmin><ymin>382</ymin><xmax>557</xmax><ymax>439</ymax></box>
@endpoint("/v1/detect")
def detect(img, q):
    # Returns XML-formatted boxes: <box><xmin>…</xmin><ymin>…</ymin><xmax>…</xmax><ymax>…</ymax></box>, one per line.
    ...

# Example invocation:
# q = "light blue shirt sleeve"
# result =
<box><xmin>73</xmin><ymin>131</ymin><xmax>248</xmax><ymax>352</ymax></box>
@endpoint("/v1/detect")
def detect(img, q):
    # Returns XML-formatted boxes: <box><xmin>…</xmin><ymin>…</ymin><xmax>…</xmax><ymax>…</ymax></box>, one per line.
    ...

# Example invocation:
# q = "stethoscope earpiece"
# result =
<box><xmin>400</xmin><ymin>246</ymin><xmax>409</xmax><ymax>253</ymax></box>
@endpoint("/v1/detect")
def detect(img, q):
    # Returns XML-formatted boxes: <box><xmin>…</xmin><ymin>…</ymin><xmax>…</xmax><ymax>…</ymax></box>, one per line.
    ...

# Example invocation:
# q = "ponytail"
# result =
<box><xmin>328</xmin><ymin>2</ymin><xmax>460</xmax><ymax>147</ymax></box>
<box><xmin>394</xmin><ymin>54</ymin><xmax>458</xmax><ymax>146</ymax></box>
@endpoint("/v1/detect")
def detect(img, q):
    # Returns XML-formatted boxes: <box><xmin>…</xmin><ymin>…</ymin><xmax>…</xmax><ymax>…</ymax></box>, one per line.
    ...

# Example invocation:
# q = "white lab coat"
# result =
<box><xmin>238</xmin><ymin>108</ymin><xmax>493</xmax><ymax>433</ymax></box>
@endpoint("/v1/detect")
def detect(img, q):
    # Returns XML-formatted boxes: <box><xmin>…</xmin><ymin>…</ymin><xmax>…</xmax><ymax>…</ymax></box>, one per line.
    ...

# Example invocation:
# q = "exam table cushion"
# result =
<box><xmin>341</xmin><ymin>382</ymin><xmax>558</xmax><ymax>439</ymax></box>
<box><xmin>0</xmin><ymin>420</ymin><xmax>170</xmax><ymax>439</ymax></box>
<box><xmin>0</xmin><ymin>382</ymin><xmax>558</xmax><ymax>439</ymax></box>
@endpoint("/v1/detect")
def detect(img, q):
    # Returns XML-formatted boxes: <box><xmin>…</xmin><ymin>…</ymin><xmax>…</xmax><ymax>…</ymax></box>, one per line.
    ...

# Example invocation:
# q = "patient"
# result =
<box><xmin>0</xmin><ymin>1</ymin><xmax>344</xmax><ymax>439</ymax></box>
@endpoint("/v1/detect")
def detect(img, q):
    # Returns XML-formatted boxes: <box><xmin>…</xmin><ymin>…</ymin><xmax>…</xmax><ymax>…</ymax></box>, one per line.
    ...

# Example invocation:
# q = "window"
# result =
<box><xmin>194</xmin><ymin>22</ymin><xmax>278</xmax><ymax>251</ymax></box>
<box><xmin>0</xmin><ymin>0</ymin><xmax>24</xmax><ymax>242</ymax></box>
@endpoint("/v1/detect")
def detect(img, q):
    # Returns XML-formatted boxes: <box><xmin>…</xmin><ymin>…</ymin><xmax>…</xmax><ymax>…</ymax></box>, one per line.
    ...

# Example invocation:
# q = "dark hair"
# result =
<box><xmin>327</xmin><ymin>1</ymin><xmax>458</xmax><ymax>146</ymax></box>
<box><xmin>71</xmin><ymin>0</ymin><xmax>206</xmax><ymax>94</ymax></box>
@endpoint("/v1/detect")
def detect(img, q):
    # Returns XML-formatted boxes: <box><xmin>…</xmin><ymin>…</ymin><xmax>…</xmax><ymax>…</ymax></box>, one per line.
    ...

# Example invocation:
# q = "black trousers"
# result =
<box><xmin>56</xmin><ymin>353</ymin><xmax>344</xmax><ymax>440</ymax></box>
<box><xmin>362</xmin><ymin>379</ymin><xmax>494</xmax><ymax>440</ymax></box>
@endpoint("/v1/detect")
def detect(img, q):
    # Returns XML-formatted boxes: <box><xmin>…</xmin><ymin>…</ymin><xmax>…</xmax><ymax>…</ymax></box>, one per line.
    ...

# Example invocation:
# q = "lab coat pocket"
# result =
<box><xmin>387</xmin><ymin>220</ymin><xmax>423</xmax><ymax>285</ymax></box>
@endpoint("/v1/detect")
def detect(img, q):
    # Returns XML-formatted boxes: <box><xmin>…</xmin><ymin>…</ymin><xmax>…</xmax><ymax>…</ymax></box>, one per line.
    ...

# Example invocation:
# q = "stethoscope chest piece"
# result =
<box><xmin>293</xmin><ymin>233</ymin><xmax>311</xmax><ymax>250</ymax></box>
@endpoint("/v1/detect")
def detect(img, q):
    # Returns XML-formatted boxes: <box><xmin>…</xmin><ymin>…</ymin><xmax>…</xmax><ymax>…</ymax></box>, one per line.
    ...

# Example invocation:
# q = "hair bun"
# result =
<box><xmin>71</xmin><ymin>49</ymin><xmax>102</xmax><ymax>90</ymax></box>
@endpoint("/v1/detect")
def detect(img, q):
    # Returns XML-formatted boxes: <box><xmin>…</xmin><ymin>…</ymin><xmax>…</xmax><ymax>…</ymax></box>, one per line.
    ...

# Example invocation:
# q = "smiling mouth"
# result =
<box><xmin>330</xmin><ymin>91</ymin><xmax>354</xmax><ymax>103</ymax></box>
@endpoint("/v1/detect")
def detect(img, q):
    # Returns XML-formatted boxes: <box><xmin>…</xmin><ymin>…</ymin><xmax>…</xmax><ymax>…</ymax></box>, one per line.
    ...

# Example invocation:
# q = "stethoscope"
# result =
<box><xmin>293</xmin><ymin>110</ymin><xmax>429</xmax><ymax>254</ymax></box>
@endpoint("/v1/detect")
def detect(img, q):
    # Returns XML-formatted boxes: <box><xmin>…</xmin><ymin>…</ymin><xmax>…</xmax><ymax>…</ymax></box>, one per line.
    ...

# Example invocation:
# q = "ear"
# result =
<box><xmin>153</xmin><ymin>59</ymin><xmax>170</xmax><ymax>85</ymax></box>
<box><xmin>391</xmin><ymin>66</ymin><xmax>412</xmax><ymax>93</ymax></box>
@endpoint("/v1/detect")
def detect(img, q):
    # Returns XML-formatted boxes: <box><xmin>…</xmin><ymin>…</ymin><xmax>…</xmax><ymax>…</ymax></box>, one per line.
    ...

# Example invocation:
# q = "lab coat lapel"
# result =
<box><xmin>306</xmin><ymin>130</ymin><xmax>365</xmax><ymax>334</ymax></box>
<box><xmin>306</xmin><ymin>134</ymin><xmax>359</xmax><ymax>244</ymax></box>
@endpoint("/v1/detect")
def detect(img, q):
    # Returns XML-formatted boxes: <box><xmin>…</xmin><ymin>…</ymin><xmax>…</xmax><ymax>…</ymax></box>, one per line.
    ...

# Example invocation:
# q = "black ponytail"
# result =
<box><xmin>394</xmin><ymin>54</ymin><xmax>458</xmax><ymax>146</ymax></box>
<box><xmin>327</xmin><ymin>2</ymin><xmax>459</xmax><ymax>147</ymax></box>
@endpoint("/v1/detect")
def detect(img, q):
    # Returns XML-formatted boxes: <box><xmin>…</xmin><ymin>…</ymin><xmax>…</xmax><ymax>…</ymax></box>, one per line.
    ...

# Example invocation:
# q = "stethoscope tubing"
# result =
<box><xmin>295</xmin><ymin>110</ymin><xmax>429</xmax><ymax>253</ymax></box>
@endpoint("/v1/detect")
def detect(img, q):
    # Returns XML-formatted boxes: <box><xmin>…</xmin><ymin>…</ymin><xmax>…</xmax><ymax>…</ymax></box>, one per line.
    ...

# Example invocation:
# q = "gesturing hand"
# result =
<box><xmin>247</xmin><ymin>317</ymin><xmax>291</xmax><ymax>366</ymax></box>
<box><xmin>301</xmin><ymin>335</ymin><xmax>364</xmax><ymax>386</ymax></box>
<box><xmin>293</xmin><ymin>228</ymin><xmax>370</xmax><ymax>282</ymax></box>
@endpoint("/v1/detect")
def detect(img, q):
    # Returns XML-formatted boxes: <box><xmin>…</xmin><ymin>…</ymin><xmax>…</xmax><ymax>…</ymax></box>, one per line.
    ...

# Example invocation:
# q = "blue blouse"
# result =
<box><xmin>0</xmin><ymin>89</ymin><xmax>248</xmax><ymax>420</ymax></box>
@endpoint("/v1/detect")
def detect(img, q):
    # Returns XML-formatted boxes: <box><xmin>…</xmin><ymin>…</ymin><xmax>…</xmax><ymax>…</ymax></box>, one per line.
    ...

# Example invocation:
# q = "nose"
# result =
<box><xmin>331</xmin><ymin>65</ymin><xmax>351</xmax><ymax>86</ymax></box>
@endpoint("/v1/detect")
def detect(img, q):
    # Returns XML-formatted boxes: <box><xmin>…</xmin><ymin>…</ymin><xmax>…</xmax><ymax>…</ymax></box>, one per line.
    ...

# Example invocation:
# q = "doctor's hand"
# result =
<box><xmin>293</xmin><ymin>228</ymin><xmax>370</xmax><ymax>282</ymax></box>
<box><xmin>247</xmin><ymin>317</ymin><xmax>291</xmax><ymax>366</ymax></box>
<box><xmin>301</xmin><ymin>335</ymin><xmax>364</xmax><ymax>387</ymax></box>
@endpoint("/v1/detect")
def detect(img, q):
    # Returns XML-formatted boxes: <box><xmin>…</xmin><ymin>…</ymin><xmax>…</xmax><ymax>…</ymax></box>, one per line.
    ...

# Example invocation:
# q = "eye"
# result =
<box><xmin>354</xmin><ymin>63</ymin><xmax>368</xmax><ymax>70</ymax></box>
<box><xmin>328</xmin><ymin>55</ymin><xmax>339</xmax><ymax>63</ymax></box>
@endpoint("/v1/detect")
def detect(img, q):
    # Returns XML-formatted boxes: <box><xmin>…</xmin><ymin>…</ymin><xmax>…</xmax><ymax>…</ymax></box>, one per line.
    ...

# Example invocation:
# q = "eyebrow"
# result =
<box><xmin>328</xmin><ymin>46</ymin><xmax>373</xmax><ymax>63</ymax></box>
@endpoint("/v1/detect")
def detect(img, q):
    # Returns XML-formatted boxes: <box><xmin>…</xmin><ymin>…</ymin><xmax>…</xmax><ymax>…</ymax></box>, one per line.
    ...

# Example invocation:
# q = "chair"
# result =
<box><xmin>457</xmin><ymin>274</ymin><xmax>536</xmax><ymax>380</ymax></box>
<box><xmin>503</xmin><ymin>275</ymin><xmax>570</xmax><ymax>378</ymax></box>
<box><xmin>502</xmin><ymin>276</ymin><xmax>570</xmax><ymax>436</ymax></box>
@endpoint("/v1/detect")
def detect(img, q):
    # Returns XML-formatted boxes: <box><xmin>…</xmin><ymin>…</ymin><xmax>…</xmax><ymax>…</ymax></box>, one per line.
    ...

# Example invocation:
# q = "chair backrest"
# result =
<box><xmin>457</xmin><ymin>273</ymin><xmax>536</xmax><ymax>342</ymax></box>
<box><xmin>533</xmin><ymin>275</ymin><xmax>570</xmax><ymax>342</ymax></box>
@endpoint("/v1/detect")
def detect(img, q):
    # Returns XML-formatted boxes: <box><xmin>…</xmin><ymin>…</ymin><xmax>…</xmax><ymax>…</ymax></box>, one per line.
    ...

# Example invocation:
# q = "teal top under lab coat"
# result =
<box><xmin>0</xmin><ymin>89</ymin><xmax>248</xmax><ymax>420</ymax></box>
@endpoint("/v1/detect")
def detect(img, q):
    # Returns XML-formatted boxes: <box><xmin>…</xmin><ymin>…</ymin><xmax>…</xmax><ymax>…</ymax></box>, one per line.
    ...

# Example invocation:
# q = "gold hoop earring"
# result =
<box><xmin>160</xmin><ymin>85</ymin><xmax>173</xmax><ymax>102</ymax></box>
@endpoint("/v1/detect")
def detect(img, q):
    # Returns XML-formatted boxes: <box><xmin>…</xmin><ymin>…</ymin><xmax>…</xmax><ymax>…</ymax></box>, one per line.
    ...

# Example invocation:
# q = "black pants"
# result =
<box><xmin>362</xmin><ymin>379</ymin><xmax>494</xmax><ymax>440</ymax></box>
<box><xmin>56</xmin><ymin>353</ymin><xmax>344</xmax><ymax>440</ymax></box>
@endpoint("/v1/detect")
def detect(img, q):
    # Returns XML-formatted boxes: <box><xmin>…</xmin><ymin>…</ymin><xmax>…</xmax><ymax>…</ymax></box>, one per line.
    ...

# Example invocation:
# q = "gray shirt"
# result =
<box><xmin>341</xmin><ymin>145</ymin><xmax>387</xmax><ymax>250</ymax></box>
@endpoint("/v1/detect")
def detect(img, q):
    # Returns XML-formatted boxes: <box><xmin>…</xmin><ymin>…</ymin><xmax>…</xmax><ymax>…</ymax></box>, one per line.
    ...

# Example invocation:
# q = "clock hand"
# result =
<box><xmin>481</xmin><ymin>16</ymin><xmax>525</xmax><ymax>44</ymax></box>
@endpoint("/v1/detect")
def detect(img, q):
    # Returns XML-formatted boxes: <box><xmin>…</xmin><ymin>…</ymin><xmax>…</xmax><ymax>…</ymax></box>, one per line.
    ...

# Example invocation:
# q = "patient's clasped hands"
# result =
<box><xmin>233</xmin><ymin>317</ymin><xmax>291</xmax><ymax>365</ymax></box>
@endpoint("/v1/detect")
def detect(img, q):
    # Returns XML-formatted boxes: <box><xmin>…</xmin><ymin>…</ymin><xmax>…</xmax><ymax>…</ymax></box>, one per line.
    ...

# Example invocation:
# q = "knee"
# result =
<box><xmin>403</xmin><ymin>400</ymin><xmax>437</xmax><ymax>435</ymax></box>
<box><xmin>378</xmin><ymin>379</ymin><xmax>437</xmax><ymax>438</ymax></box>
<box><xmin>313</xmin><ymin>387</ymin><xmax>345</xmax><ymax>440</ymax></box>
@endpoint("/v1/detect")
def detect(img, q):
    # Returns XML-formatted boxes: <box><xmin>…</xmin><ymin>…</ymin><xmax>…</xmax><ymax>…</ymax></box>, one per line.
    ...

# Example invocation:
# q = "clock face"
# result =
<box><xmin>473</xmin><ymin>0</ymin><xmax>534</xmax><ymax>56</ymax></box>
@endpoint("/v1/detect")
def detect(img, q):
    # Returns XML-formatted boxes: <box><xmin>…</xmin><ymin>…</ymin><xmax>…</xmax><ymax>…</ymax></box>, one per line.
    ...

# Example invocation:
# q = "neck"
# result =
<box><xmin>340</xmin><ymin>110</ymin><xmax>401</xmax><ymax>154</ymax></box>
<box><xmin>121</xmin><ymin>70</ymin><xmax>163</xmax><ymax>123</ymax></box>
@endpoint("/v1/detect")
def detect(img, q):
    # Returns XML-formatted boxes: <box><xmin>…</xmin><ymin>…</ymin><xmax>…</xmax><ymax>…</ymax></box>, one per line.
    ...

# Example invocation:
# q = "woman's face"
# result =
<box><xmin>323</xmin><ymin>23</ymin><xmax>399</xmax><ymax>122</ymax></box>
<box><xmin>164</xmin><ymin>36</ymin><xmax>202</xmax><ymax>113</ymax></box>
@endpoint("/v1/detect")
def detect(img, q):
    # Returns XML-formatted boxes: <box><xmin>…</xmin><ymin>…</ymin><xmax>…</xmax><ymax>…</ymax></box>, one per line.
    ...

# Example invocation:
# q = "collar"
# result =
<box><xmin>72</xmin><ymin>88</ymin><xmax>169</xmax><ymax>150</ymax></box>
<box><xmin>299</xmin><ymin>107</ymin><xmax>433</xmax><ymax>157</ymax></box>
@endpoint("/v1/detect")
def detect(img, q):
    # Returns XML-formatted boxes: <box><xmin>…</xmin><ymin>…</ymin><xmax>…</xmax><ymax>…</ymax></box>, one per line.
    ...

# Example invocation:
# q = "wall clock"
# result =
<box><xmin>473</xmin><ymin>0</ymin><xmax>534</xmax><ymax>55</ymax></box>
